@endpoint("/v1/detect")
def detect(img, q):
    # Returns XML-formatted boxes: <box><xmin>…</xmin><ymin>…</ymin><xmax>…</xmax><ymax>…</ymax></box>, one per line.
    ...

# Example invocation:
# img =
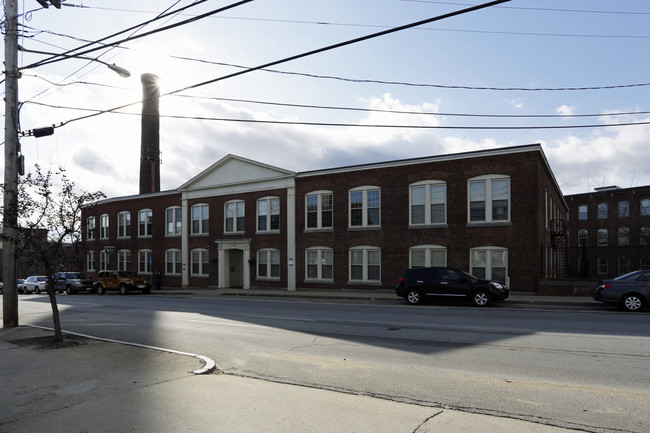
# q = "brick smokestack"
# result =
<box><xmin>139</xmin><ymin>73</ymin><xmax>160</xmax><ymax>194</ymax></box>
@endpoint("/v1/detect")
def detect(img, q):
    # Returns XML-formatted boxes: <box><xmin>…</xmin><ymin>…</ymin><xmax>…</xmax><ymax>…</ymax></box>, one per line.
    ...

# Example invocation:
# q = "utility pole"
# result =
<box><xmin>3</xmin><ymin>0</ymin><xmax>19</xmax><ymax>327</ymax></box>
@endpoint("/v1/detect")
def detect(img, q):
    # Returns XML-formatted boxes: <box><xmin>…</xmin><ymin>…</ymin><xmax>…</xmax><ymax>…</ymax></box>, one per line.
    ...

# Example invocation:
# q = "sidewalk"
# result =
<box><xmin>0</xmin><ymin>326</ymin><xmax>583</xmax><ymax>433</ymax></box>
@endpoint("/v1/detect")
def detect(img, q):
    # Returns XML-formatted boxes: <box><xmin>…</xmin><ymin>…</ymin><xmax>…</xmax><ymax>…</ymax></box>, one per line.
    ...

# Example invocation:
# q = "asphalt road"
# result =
<box><xmin>14</xmin><ymin>293</ymin><xmax>650</xmax><ymax>433</ymax></box>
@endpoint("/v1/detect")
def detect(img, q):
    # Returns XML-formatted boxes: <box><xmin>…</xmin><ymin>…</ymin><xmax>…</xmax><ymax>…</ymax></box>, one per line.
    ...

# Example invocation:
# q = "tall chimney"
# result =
<box><xmin>139</xmin><ymin>73</ymin><xmax>160</xmax><ymax>194</ymax></box>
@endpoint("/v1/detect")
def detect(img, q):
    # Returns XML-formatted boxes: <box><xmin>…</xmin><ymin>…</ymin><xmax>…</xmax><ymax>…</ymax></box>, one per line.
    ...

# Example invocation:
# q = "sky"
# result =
<box><xmin>5</xmin><ymin>0</ymin><xmax>650</xmax><ymax>198</ymax></box>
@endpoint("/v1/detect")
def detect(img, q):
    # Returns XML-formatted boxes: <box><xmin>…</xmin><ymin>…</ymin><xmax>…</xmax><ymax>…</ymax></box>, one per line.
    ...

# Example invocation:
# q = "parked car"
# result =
<box><xmin>95</xmin><ymin>270</ymin><xmax>151</xmax><ymax>295</ymax></box>
<box><xmin>594</xmin><ymin>270</ymin><xmax>650</xmax><ymax>312</ymax></box>
<box><xmin>17</xmin><ymin>279</ymin><xmax>25</xmax><ymax>293</ymax></box>
<box><xmin>54</xmin><ymin>272</ymin><xmax>95</xmax><ymax>294</ymax></box>
<box><xmin>396</xmin><ymin>267</ymin><xmax>509</xmax><ymax>307</ymax></box>
<box><xmin>22</xmin><ymin>276</ymin><xmax>50</xmax><ymax>294</ymax></box>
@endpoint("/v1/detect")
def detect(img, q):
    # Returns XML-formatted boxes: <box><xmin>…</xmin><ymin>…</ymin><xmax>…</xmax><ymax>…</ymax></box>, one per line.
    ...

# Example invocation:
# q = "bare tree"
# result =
<box><xmin>15</xmin><ymin>165</ymin><xmax>105</xmax><ymax>340</ymax></box>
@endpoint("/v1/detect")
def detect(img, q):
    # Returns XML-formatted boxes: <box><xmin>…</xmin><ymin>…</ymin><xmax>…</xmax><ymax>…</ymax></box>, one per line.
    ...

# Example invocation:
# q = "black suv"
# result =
<box><xmin>54</xmin><ymin>272</ymin><xmax>95</xmax><ymax>294</ymax></box>
<box><xmin>396</xmin><ymin>267</ymin><xmax>509</xmax><ymax>307</ymax></box>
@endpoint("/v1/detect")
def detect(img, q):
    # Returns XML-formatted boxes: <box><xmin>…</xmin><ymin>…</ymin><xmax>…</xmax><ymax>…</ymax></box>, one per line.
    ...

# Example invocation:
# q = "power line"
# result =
<box><xmin>399</xmin><ymin>1</ymin><xmax>650</xmax><ymax>16</ymax></box>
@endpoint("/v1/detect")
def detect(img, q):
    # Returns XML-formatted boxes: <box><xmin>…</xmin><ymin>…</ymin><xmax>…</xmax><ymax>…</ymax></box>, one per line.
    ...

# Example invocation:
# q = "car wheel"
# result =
<box><xmin>406</xmin><ymin>289</ymin><xmax>423</xmax><ymax>305</ymax></box>
<box><xmin>119</xmin><ymin>284</ymin><xmax>128</xmax><ymax>295</ymax></box>
<box><xmin>96</xmin><ymin>285</ymin><xmax>105</xmax><ymax>296</ymax></box>
<box><xmin>65</xmin><ymin>286</ymin><xmax>73</xmax><ymax>295</ymax></box>
<box><xmin>34</xmin><ymin>286</ymin><xmax>41</xmax><ymax>294</ymax></box>
<box><xmin>620</xmin><ymin>294</ymin><xmax>644</xmax><ymax>312</ymax></box>
<box><xmin>472</xmin><ymin>290</ymin><xmax>491</xmax><ymax>307</ymax></box>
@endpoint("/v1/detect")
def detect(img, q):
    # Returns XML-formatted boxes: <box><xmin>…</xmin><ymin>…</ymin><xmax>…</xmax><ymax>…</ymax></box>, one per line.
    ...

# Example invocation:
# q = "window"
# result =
<box><xmin>349</xmin><ymin>186</ymin><xmax>380</xmax><ymax>228</ymax></box>
<box><xmin>642</xmin><ymin>199</ymin><xmax>650</xmax><ymax>216</ymax></box>
<box><xmin>618</xmin><ymin>257</ymin><xmax>631</xmax><ymax>275</ymax></box>
<box><xmin>597</xmin><ymin>203</ymin><xmax>608</xmax><ymax>219</ymax></box>
<box><xmin>470</xmin><ymin>247</ymin><xmax>507</xmax><ymax>282</ymax></box>
<box><xmin>166</xmin><ymin>206</ymin><xmax>182</xmax><ymax>236</ymax></box>
<box><xmin>641</xmin><ymin>227</ymin><xmax>650</xmax><ymax>246</ymax></box>
<box><xmin>618</xmin><ymin>227</ymin><xmax>630</xmax><ymax>246</ymax></box>
<box><xmin>192</xmin><ymin>204</ymin><xmax>209</xmax><ymax>234</ymax></box>
<box><xmin>87</xmin><ymin>216</ymin><xmax>95</xmax><ymax>241</ymax></box>
<box><xmin>100</xmin><ymin>214</ymin><xmax>109</xmax><ymax>239</ymax></box>
<box><xmin>258</xmin><ymin>249</ymin><xmax>280</xmax><ymax>279</ymax></box>
<box><xmin>578</xmin><ymin>205</ymin><xmax>588</xmax><ymax>221</ymax></box>
<box><xmin>597</xmin><ymin>257</ymin><xmax>608</xmax><ymax>275</ymax></box>
<box><xmin>349</xmin><ymin>247</ymin><xmax>381</xmax><ymax>283</ymax></box>
<box><xmin>191</xmin><ymin>249</ymin><xmax>209</xmax><ymax>276</ymax></box>
<box><xmin>642</xmin><ymin>256</ymin><xmax>650</xmax><ymax>269</ymax></box>
<box><xmin>409</xmin><ymin>245</ymin><xmax>447</xmax><ymax>268</ymax></box>
<box><xmin>597</xmin><ymin>228</ymin><xmax>608</xmax><ymax>247</ymax></box>
<box><xmin>578</xmin><ymin>229</ymin><xmax>588</xmax><ymax>247</ymax></box>
<box><xmin>618</xmin><ymin>201</ymin><xmax>630</xmax><ymax>218</ymax></box>
<box><xmin>468</xmin><ymin>176</ymin><xmax>510</xmax><ymax>223</ymax></box>
<box><xmin>410</xmin><ymin>181</ymin><xmax>446</xmax><ymax>225</ymax></box>
<box><xmin>117</xmin><ymin>212</ymin><xmax>131</xmax><ymax>238</ymax></box>
<box><xmin>87</xmin><ymin>251</ymin><xmax>96</xmax><ymax>271</ymax></box>
<box><xmin>100</xmin><ymin>250</ymin><xmax>108</xmax><ymax>271</ymax></box>
<box><xmin>118</xmin><ymin>250</ymin><xmax>131</xmax><ymax>271</ymax></box>
<box><xmin>258</xmin><ymin>197</ymin><xmax>280</xmax><ymax>232</ymax></box>
<box><xmin>139</xmin><ymin>250</ymin><xmax>152</xmax><ymax>273</ymax></box>
<box><xmin>305</xmin><ymin>247</ymin><xmax>333</xmax><ymax>281</ymax></box>
<box><xmin>225</xmin><ymin>200</ymin><xmax>245</xmax><ymax>233</ymax></box>
<box><xmin>165</xmin><ymin>249</ymin><xmax>182</xmax><ymax>275</ymax></box>
<box><xmin>306</xmin><ymin>191</ymin><xmax>333</xmax><ymax>229</ymax></box>
<box><xmin>139</xmin><ymin>209</ymin><xmax>153</xmax><ymax>237</ymax></box>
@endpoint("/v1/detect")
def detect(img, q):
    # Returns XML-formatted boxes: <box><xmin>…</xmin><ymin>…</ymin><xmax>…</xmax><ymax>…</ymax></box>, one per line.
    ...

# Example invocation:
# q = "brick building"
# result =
<box><xmin>81</xmin><ymin>143</ymin><xmax>566</xmax><ymax>293</ymax></box>
<box><xmin>564</xmin><ymin>185</ymin><xmax>650</xmax><ymax>279</ymax></box>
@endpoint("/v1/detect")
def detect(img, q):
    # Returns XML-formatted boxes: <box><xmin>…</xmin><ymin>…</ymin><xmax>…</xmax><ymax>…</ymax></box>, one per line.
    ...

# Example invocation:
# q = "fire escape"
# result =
<box><xmin>551</xmin><ymin>219</ymin><xmax>568</xmax><ymax>277</ymax></box>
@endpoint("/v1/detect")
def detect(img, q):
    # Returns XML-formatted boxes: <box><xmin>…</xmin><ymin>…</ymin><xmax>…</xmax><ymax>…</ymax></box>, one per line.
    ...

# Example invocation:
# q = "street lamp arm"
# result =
<box><xmin>17</xmin><ymin>45</ymin><xmax>131</xmax><ymax>78</ymax></box>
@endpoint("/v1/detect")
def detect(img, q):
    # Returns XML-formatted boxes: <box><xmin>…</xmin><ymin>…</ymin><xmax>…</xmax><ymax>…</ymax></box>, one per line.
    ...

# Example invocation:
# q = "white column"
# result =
<box><xmin>181</xmin><ymin>197</ymin><xmax>189</xmax><ymax>289</ymax></box>
<box><xmin>286</xmin><ymin>186</ymin><xmax>296</xmax><ymax>291</ymax></box>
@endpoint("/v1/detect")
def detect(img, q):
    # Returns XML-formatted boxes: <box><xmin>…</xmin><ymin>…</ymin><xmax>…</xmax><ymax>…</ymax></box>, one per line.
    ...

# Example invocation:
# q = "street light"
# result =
<box><xmin>17</xmin><ymin>45</ymin><xmax>131</xmax><ymax>77</ymax></box>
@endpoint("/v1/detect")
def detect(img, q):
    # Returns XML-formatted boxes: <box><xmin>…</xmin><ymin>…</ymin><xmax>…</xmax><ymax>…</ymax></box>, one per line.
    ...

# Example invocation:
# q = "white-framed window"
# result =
<box><xmin>139</xmin><ymin>249</ymin><xmax>152</xmax><ymax>273</ymax></box>
<box><xmin>118</xmin><ymin>250</ymin><xmax>131</xmax><ymax>271</ymax></box>
<box><xmin>100</xmin><ymin>214</ymin><xmax>109</xmax><ymax>239</ymax></box>
<box><xmin>641</xmin><ymin>227</ymin><xmax>650</xmax><ymax>246</ymax></box>
<box><xmin>225</xmin><ymin>200</ymin><xmax>245</xmax><ymax>233</ymax></box>
<box><xmin>191</xmin><ymin>249</ymin><xmax>209</xmax><ymax>276</ymax></box>
<box><xmin>349</xmin><ymin>246</ymin><xmax>381</xmax><ymax>283</ymax></box>
<box><xmin>100</xmin><ymin>250</ymin><xmax>108</xmax><ymax>271</ymax></box>
<box><xmin>305</xmin><ymin>247</ymin><xmax>333</xmax><ymax>281</ymax></box>
<box><xmin>138</xmin><ymin>209</ymin><xmax>153</xmax><ymax>237</ymax></box>
<box><xmin>409</xmin><ymin>245</ymin><xmax>447</xmax><ymax>268</ymax></box>
<box><xmin>117</xmin><ymin>211</ymin><xmax>131</xmax><ymax>238</ymax></box>
<box><xmin>87</xmin><ymin>216</ymin><xmax>96</xmax><ymax>241</ymax></box>
<box><xmin>641</xmin><ymin>199</ymin><xmax>650</xmax><ymax>216</ymax></box>
<box><xmin>87</xmin><ymin>251</ymin><xmax>96</xmax><ymax>271</ymax></box>
<box><xmin>306</xmin><ymin>191</ymin><xmax>333</xmax><ymax>230</ymax></box>
<box><xmin>257</xmin><ymin>197</ymin><xmax>280</xmax><ymax>232</ymax></box>
<box><xmin>597</xmin><ymin>228</ymin><xmax>608</xmax><ymax>247</ymax></box>
<box><xmin>597</xmin><ymin>203</ymin><xmax>608</xmax><ymax>219</ymax></box>
<box><xmin>597</xmin><ymin>257</ymin><xmax>608</xmax><ymax>275</ymax></box>
<box><xmin>578</xmin><ymin>205</ymin><xmax>588</xmax><ymax>221</ymax></box>
<box><xmin>618</xmin><ymin>257</ymin><xmax>631</xmax><ymax>275</ymax></box>
<box><xmin>410</xmin><ymin>181</ymin><xmax>446</xmax><ymax>226</ymax></box>
<box><xmin>166</xmin><ymin>206</ymin><xmax>182</xmax><ymax>236</ymax></box>
<box><xmin>470</xmin><ymin>247</ymin><xmax>507</xmax><ymax>282</ymax></box>
<box><xmin>578</xmin><ymin>229</ymin><xmax>588</xmax><ymax>247</ymax></box>
<box><xmin>165</xmin><ymin>249</ymin><xmax>182</xmax><ymax>275</ymax></box>
<box><xmin>257</xmin><ymin>248</ymin><xmax>280</xmax><ymax>279</ymax></box>
<box><xmin>349</xmin><ymin>186</ymin><xmax>380</xmax><ymax>228</ymax></box>
<box><xmin>618</xmin><ymin>201</ymin><xmax>629</xmax><ymax>218</ymax></box>
<box><xmin>468</xmin><ymin>176</ymin><xmax>510</xmax><ymax>223</ymax></box>
<box><xmin>618</xmin><ymin>227</ymin><xmax>630</xmax><ymax>246</ymax></box>
<box><xmin>192</xmin><ymin>204</ymin><xmax>209</xmax><ymax>235</ymax></box>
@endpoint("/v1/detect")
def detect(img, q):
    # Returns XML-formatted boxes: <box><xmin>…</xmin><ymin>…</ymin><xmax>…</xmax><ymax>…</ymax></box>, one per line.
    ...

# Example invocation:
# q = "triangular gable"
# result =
<box><xmin>178</xmin><ymin>154</ymin><xmax>295</xmax><ymax>196</ymax></box>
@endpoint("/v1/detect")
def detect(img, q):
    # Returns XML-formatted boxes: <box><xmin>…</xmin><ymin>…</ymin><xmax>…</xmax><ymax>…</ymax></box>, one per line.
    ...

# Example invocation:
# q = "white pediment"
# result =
<box><xmin>178</xmin><ymin>154</ymin><xmax>295</xmax><ymax>199</ymax></box>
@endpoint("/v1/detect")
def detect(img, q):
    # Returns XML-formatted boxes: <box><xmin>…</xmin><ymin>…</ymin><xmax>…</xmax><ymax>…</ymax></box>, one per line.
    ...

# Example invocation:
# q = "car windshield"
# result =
<box><xmin>65</xmin><ymin>272</ymin><xmax>88</xmax><ymax>279</ymax></box>
<box><xmin>117</xmin><ymin>271</ymin><xmax>137</xmax><ymax>278</ymax></box>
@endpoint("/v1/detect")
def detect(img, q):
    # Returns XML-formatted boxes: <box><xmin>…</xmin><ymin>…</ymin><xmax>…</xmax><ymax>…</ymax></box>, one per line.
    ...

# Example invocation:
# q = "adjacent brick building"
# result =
<box><xmin>81</xmin><ymin>143</ymin><xmax>567</xmax><ymax>292</ymax></box>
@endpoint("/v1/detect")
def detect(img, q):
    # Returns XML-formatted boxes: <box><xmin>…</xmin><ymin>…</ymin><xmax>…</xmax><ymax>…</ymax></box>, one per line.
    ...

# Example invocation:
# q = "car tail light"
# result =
<box><xmin>397</xmin><ymin>277</ymin><xmax>404</xmax><ymax>284</ymax></box>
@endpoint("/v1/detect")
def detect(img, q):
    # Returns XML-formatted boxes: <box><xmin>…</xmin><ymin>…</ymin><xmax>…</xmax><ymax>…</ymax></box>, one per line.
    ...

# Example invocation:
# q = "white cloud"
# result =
<box><xmin>555</xmin><ymin>105</ymin><xmax>575</xmax><ymax>116</ymax></box>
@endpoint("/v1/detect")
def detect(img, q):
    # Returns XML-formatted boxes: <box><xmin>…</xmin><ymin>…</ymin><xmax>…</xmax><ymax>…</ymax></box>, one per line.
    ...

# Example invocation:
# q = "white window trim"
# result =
<box><xmin>257</xmin><ymin>248</ymin><xmax>281</xmax><ymax>280</ymax></box>
<box><xmin>409</xmin><ymin>245</ymin><xmax>447</xmax><ymax>268</ymax></box>
<box><xmin>225</xmin><ymin>200</ymin><xmax>245</xmax><ymax>234</ymax></box>
<box><xmin>117</xmin><ymin>249</ymin><xmax>131</xmax><ymax>271</ymax></box>
<box><xmin>191</xmin><ymin>204</ymin><xmax>209</xmax><ymax>235</ymax></box>
<box><xmin>348</xmin><ymin>246</ymin><xmax>381</xmax><ymax>285</ymax></box>
<box><xmin>469</xmin><ymin>246</ymin><xmax>508</xmax><ymax>282</ymax></box>
<box><xmin>257</xmin><ymin>196</ymin><xmax>281</xmax><ymax>233</ymax></box>
<box><xmin>138</xmin><ymin>209</ymin><xmax>153</xmax><ymax>238</ymax></box>
<box><xmin>305</xmin><ymin>246</ymin><xmax>334</xmax><ymax>282</ymax></box>
<box><xmin>165</xmin><ymin>249</ymin><xmax>182</xmax><ymax>275</ymax></box>
<box><xmin>348</xmin><ymin>186</ymin><xmax>381</xmax><ymax>228</ymax></box>
<box><xmin>117</xmin><ymin>211</ymin><xmax>131</xmax><ymax>239</ymax></box>
<box><xmin>467</xmin><ymin>175</ymin><xmax>511</xmax><ymax>224</ymax></box>
<box><xmin>409</xmin><ymin>180</ymin><xmax>447</xmax><ymax>227</ymax></box>
<box><xmin>99</xmin><ymin>214</ymin><xmax>109</xmax><ymax>240</ymax></box>
<box><xmin>191</xmin><ymin>249</ymin><xmax>209</xmax><ymax>277</ymax></box>
<box><xmin>87</xmin><ymin>250</ymin><xmax>96</xmax><ymax>272</ymax></box>
<box><xmin>305</xmin><ymin>190</ymin><xmax>333</xmax><ymax>231</ymax></box>
<box><xmin>99</xmin><ymin>250</ymin><xmax>108</xmax><ymax>271</ymax></box>
<box><xmin>139</xmin><ymin>249</ymin><xmax>153</xmax><ymax>274</ymax></box>
<box><xmin>166</xmin><ymin>206</ymin><xmax>182</xmax><ymax>237</ymax></box>
<box><xmin>87</xmin><ymin>216</ymin><xmax>96</xmax><ymax>241</ymax></box>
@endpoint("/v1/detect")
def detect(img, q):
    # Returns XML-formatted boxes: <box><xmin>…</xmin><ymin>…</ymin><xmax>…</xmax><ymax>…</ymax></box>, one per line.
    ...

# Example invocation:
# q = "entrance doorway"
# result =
<box><xmin>227</xmin><ymin>249</ymin><xmax>244</xmax><ymax>288</ymax></box>
<box><xmin>216</xmin><ymin>239</ymin><xmax>251</xmax><ymax>289</ymax></box>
